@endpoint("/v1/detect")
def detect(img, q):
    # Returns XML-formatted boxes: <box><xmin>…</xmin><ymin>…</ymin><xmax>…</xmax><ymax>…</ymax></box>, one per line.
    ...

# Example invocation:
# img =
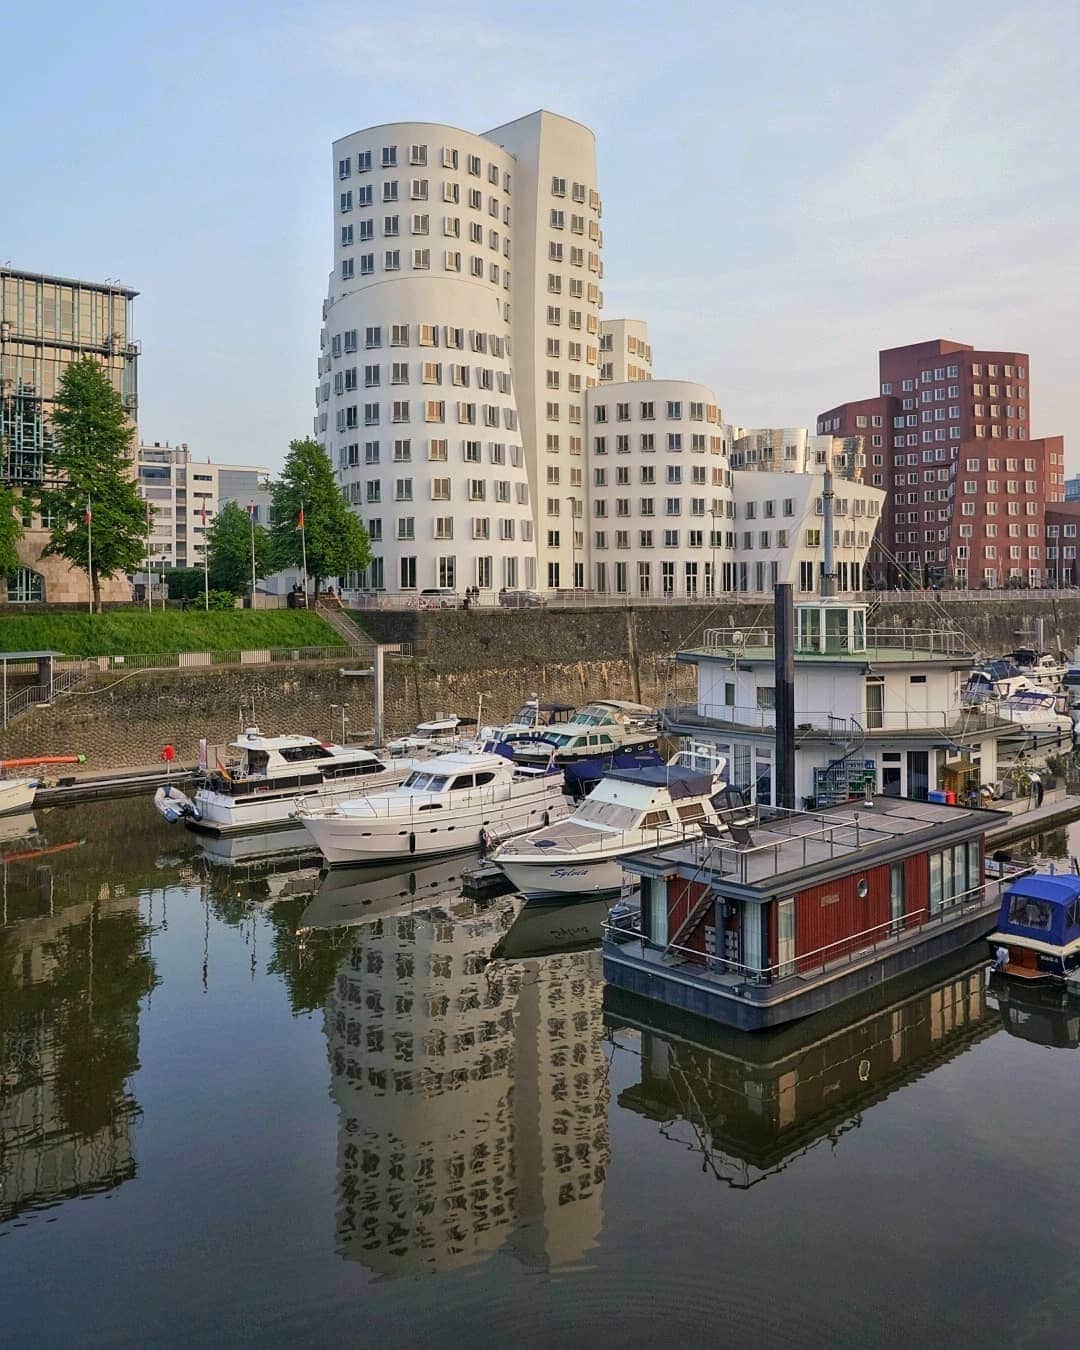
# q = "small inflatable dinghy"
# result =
<box><xmin>154</xmin><ymin>783</ymin><xmax>202</xmax><ymax>824</ymax></box>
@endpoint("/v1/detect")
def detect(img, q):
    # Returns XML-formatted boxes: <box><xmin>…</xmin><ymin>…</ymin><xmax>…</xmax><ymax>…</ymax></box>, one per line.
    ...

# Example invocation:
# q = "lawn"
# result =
<box><xmin>0</xmin><ymin>609</ymin><xmax>342</xmax><ymax>657</ymax></box>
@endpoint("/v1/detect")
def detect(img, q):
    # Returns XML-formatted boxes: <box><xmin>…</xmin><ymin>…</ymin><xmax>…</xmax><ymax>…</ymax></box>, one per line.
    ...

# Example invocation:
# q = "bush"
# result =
<box><xmin>163</xmin><ymin>568</ymin><xmax>206</xmax><ymax>601</ymax></box>
<box><xmin>206</xmin><ymin>590</ymin><xmax>238</xmax><ymax>611</ymax></box>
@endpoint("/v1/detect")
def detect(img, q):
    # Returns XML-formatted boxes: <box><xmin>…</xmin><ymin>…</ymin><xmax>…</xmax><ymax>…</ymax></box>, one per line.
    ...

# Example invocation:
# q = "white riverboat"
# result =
<box><xmin>510</xmin><ymin>699</ymin><xmax>659</xmax><ymax>769</ymax></box>
<box><xmin>0</xmin><ymin>778</ymin><xmax>36</xmax><ymax>817</ymax></box>
<box><xmin>386</xmin><ymin>716</ymin><xmax>464</xmax><ymax>757</ymax></box>
<box><xmin>995</xmin><ymin>689</ymin><xmax>1074</xmax><ymax>743</ymax></box>
<box><xmin>492</xmin><ymin>749</ymin><xmax>732</xmax><ymax>900</ymax></box>
<box><xmin>298</xmin><ymin>751</ymin><xmax>569</xmax><ymax>866</ymax></box>
<box><xmin>184</xmin><ymin>728</ymin><xmax>410</xmax><ymax>837</ymax></box>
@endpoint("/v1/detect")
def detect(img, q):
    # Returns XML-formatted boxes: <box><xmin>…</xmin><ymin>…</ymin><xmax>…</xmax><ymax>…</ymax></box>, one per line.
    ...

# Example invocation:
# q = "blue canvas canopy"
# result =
<box><xmin>998</xmin><ymin>874</ymin><xmax>1080</xmax><ymax>946</ymax></box>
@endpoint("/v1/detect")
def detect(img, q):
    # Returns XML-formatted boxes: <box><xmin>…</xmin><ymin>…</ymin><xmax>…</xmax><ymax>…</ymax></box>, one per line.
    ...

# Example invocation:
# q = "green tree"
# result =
<box><xmin>0</xmin><ymin>483</ymin><xmax>24</xmax><ymax>580</ymax></box>
<box><xmin>206</xmin><ymin>500</ymin><xmax>271</xmax><ymax>597</ymax></box>
<box><xmin>40</xmin><ymin>357</ymin><xmax>145</xmax><ymax>611</ymax></box>
<box><xmin>270</xmin><ymin>438</ymin><xmax>371</xmax><ymax>599</ymax></box>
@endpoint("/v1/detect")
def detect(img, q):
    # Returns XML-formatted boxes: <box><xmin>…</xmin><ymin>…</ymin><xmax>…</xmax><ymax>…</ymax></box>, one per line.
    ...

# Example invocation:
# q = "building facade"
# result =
<box><xmin>818</xmin><ymin>339</ymin><xmax>1066</xmax><ymax>588</ymax></box>
<box><xmin>730</xmin><ymin>426</ymin><xmax>864</xmax><ymax>481</ymax></box>
<box><xmin>0</xmin><ymin>266</ymin><xmax>139</xmax><ymax>604</ymax></box>
<box><xmin>599</xmin><ymin>318</ymin><xmax>652</xmax><ymax>383</ymax></box>
<box><xmin>135</xmin><ymin>441</ymin><xmax>269</xmax><ymax>570</ymax></box>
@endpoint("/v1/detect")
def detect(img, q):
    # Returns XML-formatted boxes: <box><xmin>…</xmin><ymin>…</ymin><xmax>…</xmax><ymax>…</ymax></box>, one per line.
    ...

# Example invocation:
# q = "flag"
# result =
<box><xmin>247</xmin><ymin>500</ymin><xmax>254</xmax><ymax>521</ymax></box>
<box><xmin>298</xmin><ymin>506</ymin><xmax>305</xmax><ymax>529</ymax></box>
<box><xmin>85</xmin><ymin>499</ymin><xmax>92</xmax><ymax>524</ymax></box>
<box><xmin>200</xmin><ymin>502</ymin><xmax>207</xmax><ymax>526</ymax></box>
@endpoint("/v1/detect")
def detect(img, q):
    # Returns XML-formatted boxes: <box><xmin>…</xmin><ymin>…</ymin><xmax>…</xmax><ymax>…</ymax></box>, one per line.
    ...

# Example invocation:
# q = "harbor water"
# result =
<box><xmin>3</xmin><ymin>799</ymin><xmax>1080</xmax><ymax>1348</ymax></box>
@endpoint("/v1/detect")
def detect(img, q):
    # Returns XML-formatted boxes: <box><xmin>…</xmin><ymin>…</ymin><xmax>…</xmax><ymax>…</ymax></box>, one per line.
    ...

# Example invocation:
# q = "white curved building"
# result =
<box><xmin>585</xmin><ymin>380</ymin><xmax>732</xmax><ymax>597</ymax></box>
<box><xmin>318</xmin><ymin>112</ymin><xmax>603</xmax><ymax>597</ymax></box>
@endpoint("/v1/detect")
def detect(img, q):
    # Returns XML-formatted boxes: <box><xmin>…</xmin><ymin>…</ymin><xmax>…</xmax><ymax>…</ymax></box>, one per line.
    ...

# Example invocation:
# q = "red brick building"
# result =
<box><xmin>1045</xmin><ymin>501</ymin><xmax>1080</xmax><ymax>587</ymax></box>
<box><xmin>818</xmin><ymin>339</ymin><xmax>1065</xmax><ymax>587</ymax></box>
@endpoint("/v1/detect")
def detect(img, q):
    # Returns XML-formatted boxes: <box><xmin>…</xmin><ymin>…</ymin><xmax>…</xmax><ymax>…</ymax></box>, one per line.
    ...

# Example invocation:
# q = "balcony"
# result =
<box><xmin>693</xmin><ymin>625</ymin><xmax>973</xmax><ymax>662</ymax></box>
<box><xmin>663</xmin><ymin>697</ymin><xmax>1010</xmax><ymax>740</ymax></box>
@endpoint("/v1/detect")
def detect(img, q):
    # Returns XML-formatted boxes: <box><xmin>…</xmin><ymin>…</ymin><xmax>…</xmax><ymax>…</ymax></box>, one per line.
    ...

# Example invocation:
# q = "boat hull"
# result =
<box><xmin>496</xmin><ymin>854</ymin><xmax>626</xmax><ymax>899</ymax></box>
<box><xmin>186</xmin><ymin>769</ymin><xmax>408</xmax><ymax>837</ymax></box>
<box><xmin>301</xmin><ymin>788</ymin><xmax>567</xmax><ymax>867</ymax></box>
<box><xmin>0</xmin><ymin>779</ymin><xmax>37</xmax><ymax>816</ymax></box>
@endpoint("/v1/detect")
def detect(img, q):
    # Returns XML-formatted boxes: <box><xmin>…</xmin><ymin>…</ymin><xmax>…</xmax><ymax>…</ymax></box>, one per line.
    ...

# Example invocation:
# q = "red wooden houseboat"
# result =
<box><xmin>603</xmin><ymin>795</ymin><xmax>1017</xmax><ymax>1030</ymax></box>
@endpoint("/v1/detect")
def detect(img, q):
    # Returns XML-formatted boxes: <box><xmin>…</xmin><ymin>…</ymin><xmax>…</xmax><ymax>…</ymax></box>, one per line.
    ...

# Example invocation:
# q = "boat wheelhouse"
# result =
<box><xmin>386</xmin><ymin>716</ymin><xmax>463</xmax><ymax>757</ymax></box>
<box><xmin>492</xmin><ymin>748</ymin><xmax>730</xmax><ymax>899</ymax></box>
<box><xmin>665</xmin><ymin>596</ymin><xmax>1019</xmax><ymax>808</ymax></box>
<box><xmin>603</xmin><ymin>795</ymin><xmax>1012</xmax><ymax>1030</ymax></box>
<box><xmin>298</xmin><ymin>750</ymin><xmax>569</xmax><ymax>867</ymax></box>
<box><xmin>188</xmin><ymin>729</ymin><xmax>408</xmax><ymax>837</ymax></box>
<box><xmin>987</xmin><ymin>873</ymin><xmax>1080</xmax><ymax>982</ymax></box>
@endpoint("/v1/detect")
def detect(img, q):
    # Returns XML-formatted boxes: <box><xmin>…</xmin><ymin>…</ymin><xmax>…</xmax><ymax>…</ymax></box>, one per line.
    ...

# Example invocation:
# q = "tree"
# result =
<box><xmin>39</xmin><ymin>357</ymin><xmax>145</xmax><ymax>611</ymax></box>
<box><xmin>270</xmin><ymin>438</ymin><xmax>371</xmax><ymax>600</ymax></box>
<box><xmin>0</xmin><ymin>483</ymin><xmax>24</xmax><ymax>580</ymax></box>
<box><xmin>206</xmin><ymin>500</ymin><xmax>272</xmax><ymax>597</ymax></box>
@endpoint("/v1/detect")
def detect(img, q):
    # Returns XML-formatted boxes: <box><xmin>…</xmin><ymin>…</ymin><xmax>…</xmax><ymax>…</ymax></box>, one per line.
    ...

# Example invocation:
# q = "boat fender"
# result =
<box><xmin>480</xmin><ymin>826</ymin><xmax>493</xmax><ymax>853</ymax></box>
<box><xmin>409</xmin><ymin>831</ymin><xmax>416</xmax><ymax>855</ymax></box>
<box><xmin>542</xmin><ymin>810</ymin><xmax>550</xmax><ymax>827</ymax></box>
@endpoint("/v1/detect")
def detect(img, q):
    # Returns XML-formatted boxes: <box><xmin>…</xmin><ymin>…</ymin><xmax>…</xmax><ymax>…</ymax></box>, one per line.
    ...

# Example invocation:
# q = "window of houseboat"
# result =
<box><xmin>676</xmin><ymin>801</ymin><xmax>705</xmax><ymax>822</ymax></box>
<box><xmin>1006</xmin><ymin>894</ymin><xmax>1053</xmax><ymax>931</ymax></box>
<box><xmin>450</xmin><ymin>774</ymin><xmax>475</xmax><ymax>789</ymax></box>
<box><xmin>474</xmin><ymin>771</ymin><xmax>496</xmax><ymax>786</ymax></box>
<box><xmin>642</xmin><ymin>809</ymin><xmax>672</xmax><ymax>830</ymax></box>
<box><xmin>280</xmin><ymin>745</ymin><xmax>332</xmax><ymax>762</ymax></box>
<box><xmin>929</xmin><ymin>843</ymin><xmax>979</xmax><ymax>914</ymax></box>
<box><xmin>426</xmin><ymin>776</ymin><xmax>450</xmax><ymax>792</ymax></box>
<box><xmin>1067</xmin><ymin>900</ymin><xmax>1080</xmax><ymax>929</ymax></box>
<box><xmin>244</xmin><ymin>751</ymin><xmax>270</xmax><ymax>775</ymax></box>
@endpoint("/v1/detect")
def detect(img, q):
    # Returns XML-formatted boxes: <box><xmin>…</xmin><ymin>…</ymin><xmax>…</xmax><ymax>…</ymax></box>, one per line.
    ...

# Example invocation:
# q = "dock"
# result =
<box><xmin>35</xmin><ymin>765</ymin><xmax>197</xmax><ymax>806</ymax></box>
<box><xmin>985</xmin><ymin>792</ymin><xmax>1080</xmax><ymax>848</ymax></box>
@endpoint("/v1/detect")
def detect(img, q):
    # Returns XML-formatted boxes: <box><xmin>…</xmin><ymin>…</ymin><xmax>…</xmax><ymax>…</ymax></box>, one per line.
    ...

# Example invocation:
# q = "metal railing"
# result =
<box><xmin>86</xmin><ymin>644</ymin><xmax>352</xmax><ymax>673</ymax></box>
<box><xmin>298</xmin><ymin>774</ymin><xmax>563</xmax><ymax>820</ymax></box>
<box><xmin>663</xmin><ymin>699</ymin><xmax>1006</xmax><ymax>737</ymax></box>
<box><xmin>1</xmin><ymin>659</ymin><xmax>97</xmax><ymax>730</ymax></box>
<box><xmin>698</xmin><ymin>625</ymin><xmax>974</xmax><ymax>657</ymax></box>
<box><xmin>604</xmin><ymin>872</ymin><xmax>1013</xmax><ymax>987</ymax></box>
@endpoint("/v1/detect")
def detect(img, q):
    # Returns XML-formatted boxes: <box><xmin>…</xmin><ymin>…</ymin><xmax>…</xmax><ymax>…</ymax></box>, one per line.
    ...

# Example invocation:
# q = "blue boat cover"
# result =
<box><xmin>998</xmin><ymin>873</ymin><xmax>1080</xmax><ymax>945</ymax></box>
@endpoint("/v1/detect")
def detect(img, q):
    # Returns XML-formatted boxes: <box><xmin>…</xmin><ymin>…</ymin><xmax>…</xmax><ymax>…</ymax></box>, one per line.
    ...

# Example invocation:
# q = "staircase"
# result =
<box><xmin>314</xmin><ymin>601</ymin><xmax>377</xmax><ymax>657</ymax></box>
<box><xmin>814</xmin><ymin>716</ymin><xmax>874</xmax><ymax>807</ymax></box>
<box><xmin>1</xmin><ymin>660</ymin><xmax>97</xmax><ymax>732</ymax></box>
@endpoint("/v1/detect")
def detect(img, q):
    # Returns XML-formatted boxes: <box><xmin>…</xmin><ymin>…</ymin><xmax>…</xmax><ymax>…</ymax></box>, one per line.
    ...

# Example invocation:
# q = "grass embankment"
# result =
<box><xmin>0</xmin><ymin>610</ymin><xmax>341</xmax><ymax>657</ymax></box>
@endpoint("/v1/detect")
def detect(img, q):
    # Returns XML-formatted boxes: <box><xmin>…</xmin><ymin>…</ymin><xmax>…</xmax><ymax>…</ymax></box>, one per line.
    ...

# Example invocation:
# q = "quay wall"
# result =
<box><xmin>3</xmin><ymin>597</ymin><xmax>1079</xmax><ymax>770</ymax></box>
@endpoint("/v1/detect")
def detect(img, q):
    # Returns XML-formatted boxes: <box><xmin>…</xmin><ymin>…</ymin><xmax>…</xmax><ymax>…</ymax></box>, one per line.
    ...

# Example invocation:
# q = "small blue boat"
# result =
<box><xmin>988</xmin><ymin>873</ymin><xmax>1080</xmax><ymax>982</ymax></box>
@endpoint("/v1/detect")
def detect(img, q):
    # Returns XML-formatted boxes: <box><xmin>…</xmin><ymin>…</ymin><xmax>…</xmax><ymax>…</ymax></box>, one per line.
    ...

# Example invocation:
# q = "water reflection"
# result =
<box><xmin>0</xmin><ymin>802</ymin><xmax>163</xmax><ymax>1224</ymax></box>
<box><xmin>987</xmin><ymin>974</ymin><xmax>1080</xmax><ymax>1049</ymax></box>
<box><xmin>607</xmin><ymin>947</ymin><xmax>996</xmax><ymax>1186</ymax></box>
<box><xmin>324</xmin><ymin>890</ymin><xmax>609</xmax><ymax>1276</ymax></box>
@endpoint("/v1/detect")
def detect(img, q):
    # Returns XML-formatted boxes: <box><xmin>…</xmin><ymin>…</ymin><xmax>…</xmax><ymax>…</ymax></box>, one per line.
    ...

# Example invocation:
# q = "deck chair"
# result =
<box><xmin>699</xmin><ymin>821</ymin><xmax>725</xmax><ymax>842</ymax></box>
<box><xmin>726</xmin><ymin>823</ymin><xmax>756</xmax><ymax>849</ymax></box>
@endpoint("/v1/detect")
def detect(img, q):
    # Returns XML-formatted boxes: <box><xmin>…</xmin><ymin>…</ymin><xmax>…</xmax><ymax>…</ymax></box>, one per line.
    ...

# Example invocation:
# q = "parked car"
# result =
<box><xmin>420</xmin><ymin>587</ymin><xmax>459</xmax><ymax>609</ymax></box>
<box><xmin>499</xmin><ymin>589</ymin><xmax>545</xmax><ymax>609</ymax></box>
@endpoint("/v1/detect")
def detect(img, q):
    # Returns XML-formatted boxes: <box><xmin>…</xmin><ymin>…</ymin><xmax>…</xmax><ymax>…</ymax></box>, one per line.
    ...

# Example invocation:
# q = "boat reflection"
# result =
<box><xmin>322</xmin><ymin>877</ymin><xmax>610</xmax><ymax>1276</ymax></box>
<box><xmin>987</xmin><ymin>973</ymin><xmax>1080</xmax><ymax>1049</ymax></box>
<box><xmin>490</xmin><ymin>895</ymin><xmax>613</xmax><ymax>960</ymax></box>
<box><xmin>299</xmin><ymin>852</ymin><xmax>483</xmax><ymax>933</ymax></box>
<box><xmin>606</xmin><ymin>946</ymin><xmax>997</xmax><ymax>1186</ymax></box>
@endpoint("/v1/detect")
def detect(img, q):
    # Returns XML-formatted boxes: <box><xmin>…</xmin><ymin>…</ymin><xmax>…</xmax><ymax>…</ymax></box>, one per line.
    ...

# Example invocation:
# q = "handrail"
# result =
<box><xmin>605</xmin><ymin>874</ymin><xmax>1005</xmax><ymax>985</ymax></box>
<box><xmin>663</xmin><ymin>700</ymin><xmax>1007</xmax><ymax>736</ymax></box>
<box><xmin>299</xmin><ymin>774</ymin><xmax>562</xmax><ymax>820</ymax></box>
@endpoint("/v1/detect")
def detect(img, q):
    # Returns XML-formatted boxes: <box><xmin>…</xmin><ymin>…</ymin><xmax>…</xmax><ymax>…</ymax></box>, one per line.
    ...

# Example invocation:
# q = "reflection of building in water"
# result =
<box><xmin>327</xmin><ymin>895</ymin><xmax>609</xmax><ymax>1276</ymax></box>
<box><xmin>609</xmin><ymin>951</ymin><xmax>995</xmax><ymax>1184</ymax></box>
<box><xmin>1</xmin><ymin>884</ymin><xmax>150</xmax><ymax>1223</ymax></box>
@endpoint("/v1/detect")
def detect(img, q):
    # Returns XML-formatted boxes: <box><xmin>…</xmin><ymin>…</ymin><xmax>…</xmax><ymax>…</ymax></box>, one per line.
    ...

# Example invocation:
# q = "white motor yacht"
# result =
<box><xmin>183</xmin><ymin>728</ymin><xmax>410</xmax><ymax>836</ymax></box>
<box><xmin>0</xmin><ymin>778</ymin><xmax>37</xmax><ymax>817</ymax></box>
<box><xmin>493</xmin><ymin>749</ymin><xmax>731</xmax><ymax>900</ymax></box>
<box><xmin>996</xmin><ymin>690</ymin><xmax>1075</xmax><ymax>745</ymax></box>
<box><xmin>510</xmin><ymin>699</ymin><xmax>659</xmax><ymax>770</ymax></box>
<box><xmin>386</xmin><ymin>716</ymin><xmax>464</xmax><ymax>757</ymax></box>
<box><xmin>1007</xmin><ymin>648</ymin><xmax>1066</xmax><ymax>690</ymax></box>
<box><xmin>298</xmin><ymin>751</ymin><xmax>569</xmax><ymax>866</ymax></box>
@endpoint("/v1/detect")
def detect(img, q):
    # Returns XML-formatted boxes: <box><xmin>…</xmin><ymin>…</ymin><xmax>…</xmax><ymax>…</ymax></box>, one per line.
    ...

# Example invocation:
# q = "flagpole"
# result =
<box><xmin>145</xmin><ymin>499</ymin><xmax>152</xmax><ymax>610</ymax></box>
<box><xmin>86</xmin><ymin>497</ymin><xmax>93</xmax><ymax>616</ymax></box>
<box><xmin>299</xmin><ymin>503</ymin><xmax>308</xmax><ymax>607</ymax></box>
<box><xmin>203</xmin><ymin>508</ymin><xmax>210</xmax><ymax>613</ymax></box>
<box><xmin>248</xmin><ymin>500</ymin><xmax>256</xmax><ymax>610</ymax></box>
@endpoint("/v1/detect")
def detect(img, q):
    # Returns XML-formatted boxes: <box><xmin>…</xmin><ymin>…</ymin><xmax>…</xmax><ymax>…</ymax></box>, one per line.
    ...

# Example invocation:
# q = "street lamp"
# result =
<box><xmin>330</xmin><ymin>703</ymin><xmax>349</xmax><ymax>745</ymax></box>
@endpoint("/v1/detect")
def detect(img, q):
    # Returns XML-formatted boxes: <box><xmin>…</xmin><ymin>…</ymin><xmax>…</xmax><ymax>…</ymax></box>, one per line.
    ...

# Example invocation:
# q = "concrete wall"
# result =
<box><xmin>5</xmin><ymin>596</ymin><xmax>1080</xmax><ymax>770</ymax></box>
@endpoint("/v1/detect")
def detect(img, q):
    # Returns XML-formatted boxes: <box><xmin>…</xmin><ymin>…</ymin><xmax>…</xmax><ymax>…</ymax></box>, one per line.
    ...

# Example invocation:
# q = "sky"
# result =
<box><xmin>3</xmin><ymin>0</ymin><xmax>1077</xmax><ymax>474</ymax></box>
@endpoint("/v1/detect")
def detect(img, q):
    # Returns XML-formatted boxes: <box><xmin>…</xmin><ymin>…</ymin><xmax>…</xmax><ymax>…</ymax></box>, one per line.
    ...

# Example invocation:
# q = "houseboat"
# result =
<box><xmin>603</xmin><ymin>794</ymin><xmax>1015</xmax><ymax>1030</ymax></box>
<box><xmin>664</xmin><ymin>593</ymin><xmax>1019</xmax><ymax>809</ymax></box>
<box><xmin>297</xmin><ymin>751</ymin><xmax>569</xmax><ymax>866</ymax></box>
<box><xmin>492</xmin><ymin>748</ymin><xmax>731</xmax><ymax>899</ymax></box>
<box><xmin>987</xmin><ymin>872</ymin><xmax>1080</xmax><ymax>982</ymax></box>
<box><xmin>178</xmin><ymin>729</ymin><xmax>410</xmax><ymax>837</ymax></box>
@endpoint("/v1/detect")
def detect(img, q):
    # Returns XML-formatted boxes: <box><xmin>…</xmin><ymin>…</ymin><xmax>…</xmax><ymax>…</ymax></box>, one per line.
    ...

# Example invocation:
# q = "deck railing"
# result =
<box><xmin>663</xmin><ymin>700</ymin><xmax>1006</xmax><ymax>737</ymax></box>
<box><xmin>605</xmin><ymin>871</ymin><xmax>1017</xmax><ymax>987</ymax></box>
<box><xmin>698</xmin><ymin>626</ymin><xmax>974</xmax><ymax>657</ymax></box>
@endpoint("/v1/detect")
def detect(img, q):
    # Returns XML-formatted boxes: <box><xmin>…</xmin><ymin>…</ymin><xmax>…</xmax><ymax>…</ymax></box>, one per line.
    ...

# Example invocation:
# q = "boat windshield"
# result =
<box><xmin>573</xmin><ymin>799</ymin><xmax>640</xmax><ymax>829</ymax></box>
<box><xmin>1007</xmin><ymin>894</ymin><xmax>1053</xmax><ymax>931</ymax></box>
<box><xmin>403</xmin><ymin>771</ymin><xmax>451</xmax><ymax>791</ymax></box>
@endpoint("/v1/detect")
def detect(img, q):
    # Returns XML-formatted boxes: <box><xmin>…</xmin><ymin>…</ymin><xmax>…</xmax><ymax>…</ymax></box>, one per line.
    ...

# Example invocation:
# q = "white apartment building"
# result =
<box><xmin>599</xmin><ymin>319</ymin><xmax>652</xmax><ymax>383</ymax></box>
<box><xmin>136</xmin><ymin>442</ymin><xmax>269</xmax><ymax>569</ymax></box>
<box><xmin>729</xmin><ymin>426</ymin><xmax>865</xmax><ymax>481</ymax></box>
<box><xmin>318</xmin><ymin>112</ymin><xmax>602</xmax><ymax>596</ymax></box>
<box><xmin>586</xmin><ymin>382</ymin><xmax>882</xmax><ymax>598</ymax></box>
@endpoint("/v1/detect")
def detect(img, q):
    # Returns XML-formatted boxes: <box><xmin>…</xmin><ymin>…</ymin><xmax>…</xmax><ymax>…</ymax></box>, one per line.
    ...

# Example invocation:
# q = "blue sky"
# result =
<box><xmin>3</xmin><ymin>0</ymin><xmax>1076</xmax><ymax>473</ymax></box>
